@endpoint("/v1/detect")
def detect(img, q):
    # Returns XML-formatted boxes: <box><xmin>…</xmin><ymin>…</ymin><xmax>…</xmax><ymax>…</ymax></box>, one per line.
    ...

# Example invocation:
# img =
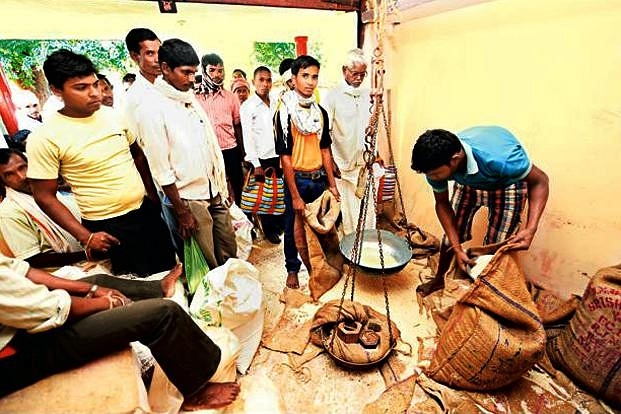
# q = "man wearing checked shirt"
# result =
<box><xmin>411</xmin><ymin>126</ymin><xmax>549</xmax><ymax>295</ymax></box>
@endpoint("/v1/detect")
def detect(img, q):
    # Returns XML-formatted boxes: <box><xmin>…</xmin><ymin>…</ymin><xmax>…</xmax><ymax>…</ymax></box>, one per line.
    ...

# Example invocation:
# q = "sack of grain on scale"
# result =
<box><xmin>426</xmin><ymin>245</ymin><xmax>546</xmax><ymax>390</ymax></box>
<box><xmin>546</xmin><ymin>264</ymin><xmax>621</xmax><ymax>408</ymax></box>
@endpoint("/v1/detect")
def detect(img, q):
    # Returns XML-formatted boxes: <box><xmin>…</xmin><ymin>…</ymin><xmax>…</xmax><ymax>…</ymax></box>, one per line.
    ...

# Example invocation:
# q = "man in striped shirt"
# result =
<box><xmin>197</xmin><ymin>53</ymin><xmax>245</xmax><ymax>206</ymax></box>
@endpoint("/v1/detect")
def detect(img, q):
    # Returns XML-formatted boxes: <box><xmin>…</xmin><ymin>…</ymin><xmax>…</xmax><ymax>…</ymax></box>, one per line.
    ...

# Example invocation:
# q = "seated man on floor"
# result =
<box><xmin>0</xmin><ymin>255</ymin><xmax>239</xmax><ymax>411</ymax></box>
<box><xmin>0</xmin><ymin>148</ymin><xmax>85</xmax><ymax>270</ymax></box>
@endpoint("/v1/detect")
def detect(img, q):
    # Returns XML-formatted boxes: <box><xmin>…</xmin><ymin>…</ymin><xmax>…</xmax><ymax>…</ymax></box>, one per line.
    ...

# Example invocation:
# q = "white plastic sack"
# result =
<box><xmin>231</xmin><ymin>307</ymin><xmax>264</xmax><ymax>374</ymax></box>
<box><xmin>189</xmin><ymin>259</ymin><xmax>264</xmax><ymax>373</ymax></box>
<box><xmin>229</xmin><ymin>203</ymin><xmax>253</xmax><ymax>261</ymax></box>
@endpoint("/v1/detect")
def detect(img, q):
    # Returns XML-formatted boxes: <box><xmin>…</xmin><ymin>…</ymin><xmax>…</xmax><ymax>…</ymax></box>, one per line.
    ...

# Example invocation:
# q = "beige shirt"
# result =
<box><xmin>0</xmin><ymin>192</ymin><xmax>82</xmax><ymax>261</ymax></box>
<box><xmin>134</xmin><ymin>83</ymin><xmax>223</xmax><ymax>200</ymax></box>
<box><xmin>322</xmin><ymin>81</ymin><xmax>371</xmax><ymax>175</ymax></box>
<box><xmin>0</xmin><ymin>256</ymin><xmax>71</xmax><ymax>352</ymax></box>
<box><xmin>26</xmin><ymin>107</ymin><xmax>145</xmax><ymax>220</ymax></box>
<box><xmin>124</xmin><ymin>72</ymin><xmax>156</xmax><ymax>138</ymax></box>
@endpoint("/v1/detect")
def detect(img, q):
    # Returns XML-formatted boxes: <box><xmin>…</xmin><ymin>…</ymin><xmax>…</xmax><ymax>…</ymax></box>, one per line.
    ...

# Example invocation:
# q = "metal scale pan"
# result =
<box><xmin>340</xmin><ymin>229</ymin><xmax>412</xmax><ymax>274</ymax></box>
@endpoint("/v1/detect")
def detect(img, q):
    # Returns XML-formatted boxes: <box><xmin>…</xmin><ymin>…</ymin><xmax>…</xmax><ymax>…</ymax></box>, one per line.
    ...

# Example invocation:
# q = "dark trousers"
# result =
<box><xmin>283</xmin><ymin>175</ymin><xmax>327</xmax><ymax>273</ymax></box>
<box><xmin>222</xmin><ymin>146</ymin><xmax>244</xmax><ymax>206</ymax></box>
<box><xmin>258</xmin><ymin>157</ymin><xmax>284</xmax><ymax>237</ymax></box>
<box><xmin>82</xmin><ymin>198</ymin><xmax>177</xmax><ymax>277</ymax></box>
<box><xmin>79</xmin><ymin>274</ymin><xmax>163</xmax><ymax>301</ymax></box>
<box><xmin>0</xmin><ymin>299</ymin><xmax>221</xmax><ymax>398</ymax></box>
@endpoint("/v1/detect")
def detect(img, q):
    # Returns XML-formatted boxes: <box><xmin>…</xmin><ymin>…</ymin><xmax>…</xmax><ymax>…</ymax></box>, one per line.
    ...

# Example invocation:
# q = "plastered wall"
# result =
<box><xmin>1</xmin><ymin>0</ymin><xmax>357</xmax><ymax>90</ymax></box>
<box><xmin>382</xmin><ymin>0</ymin><xmax>621</xmax><ymax>296</ymax></box>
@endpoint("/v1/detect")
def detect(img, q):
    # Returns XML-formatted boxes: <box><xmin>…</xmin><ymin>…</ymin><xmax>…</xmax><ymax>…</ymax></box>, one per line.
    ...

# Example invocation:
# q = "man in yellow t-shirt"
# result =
<box><xmin>274</xmin><ymin>55</ymin><xmax>340</xmax><ymax>290</ymax></box>
<box><xmin>26</xmin><ymin>49</ymin><xmax>176</xmax><ymax>276</ymax></box>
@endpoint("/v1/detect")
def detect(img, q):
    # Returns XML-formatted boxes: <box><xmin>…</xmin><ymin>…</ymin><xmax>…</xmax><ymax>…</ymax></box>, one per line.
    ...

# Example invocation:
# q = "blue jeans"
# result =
<box><xmin>283</xmin><ymin>175</ymin><xmax>327</xmax><ymax>273</ymax></box>
<box><xmin>160</xmin><ymin>192</ymin><xmax>184</xmax><ymax>260</ymax></box>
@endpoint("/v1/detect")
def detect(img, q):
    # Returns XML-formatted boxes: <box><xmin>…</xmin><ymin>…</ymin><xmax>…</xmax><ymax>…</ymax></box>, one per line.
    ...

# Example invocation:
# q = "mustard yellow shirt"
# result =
<box><xmin>274</xmin><ymin>104</ymin><xmax>331</xmax><ymax>171</ymax></box>
<box><xmin>26</xmin><ymin>107</ymin><xmax>145</xmax><ymax>220</ymax></box>
<box><xmin>291</xmin><ymin>123</ymin><xmax>323</xmax><ymax>171</ymax></box>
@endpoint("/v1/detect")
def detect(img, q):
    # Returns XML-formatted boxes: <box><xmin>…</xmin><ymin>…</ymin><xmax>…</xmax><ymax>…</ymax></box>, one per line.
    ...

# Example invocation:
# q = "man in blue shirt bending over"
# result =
<box><xmin>411</xmin><ymin>126</ymin><xmax>549</xmax><ymax>295</ymax></box>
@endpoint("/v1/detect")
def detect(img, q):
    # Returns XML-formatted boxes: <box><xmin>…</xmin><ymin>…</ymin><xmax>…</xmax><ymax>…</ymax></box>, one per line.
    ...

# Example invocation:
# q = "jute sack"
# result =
<box><xmin>529</xmin><ymin>283</ymin><xmax>579</xmax><ymax>325</ymax></box>
<box><xmin>426</xmin><ymin>245</ymin><xmax>545</xmax><ymax>390</ymax></box>
<box><xmin>311</xmin><ymin>299</ymin><xmax>400</xmax><ymax>366</ymax></box>
<box><xmin>294</xmin><ymin>191</ymin><xmax>344</xmax><ymax>301</ymax></box>
<box><xmin>546</xmin><ymin>264</ymin><xmax>621</xmax><ymax>408</ymax></box>
<box><xmin>406</xmin><ymin>225</ymin><xmax>440</xmax><ymax>260</ymax></box>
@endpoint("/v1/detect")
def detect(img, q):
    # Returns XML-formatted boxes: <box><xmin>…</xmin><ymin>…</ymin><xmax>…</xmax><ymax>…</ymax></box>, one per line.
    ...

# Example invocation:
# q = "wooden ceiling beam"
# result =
<box><xmin>170</xmin><ymin>0</ymin><xmax>360</xmax><ymax>12</ymax></box>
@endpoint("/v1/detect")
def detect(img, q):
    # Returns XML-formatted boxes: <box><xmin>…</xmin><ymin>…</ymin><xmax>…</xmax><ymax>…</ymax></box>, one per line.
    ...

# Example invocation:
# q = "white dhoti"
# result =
<box><xmin>336</xmin><ymin>166</ymin><xmax>377</xmax><ymax>236</ymax></box>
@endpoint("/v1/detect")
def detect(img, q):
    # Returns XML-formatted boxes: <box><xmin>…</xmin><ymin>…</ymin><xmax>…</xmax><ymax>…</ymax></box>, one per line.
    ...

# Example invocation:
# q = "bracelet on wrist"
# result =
<box><xmin>83</xmin><ymin>233</ymin><xmax>95</xmax><ymax>250</ymax></box>
<box><xmin>85</xmin><ymin>284</ymin><xmax>98</xmax><ymax>298</ymax></box>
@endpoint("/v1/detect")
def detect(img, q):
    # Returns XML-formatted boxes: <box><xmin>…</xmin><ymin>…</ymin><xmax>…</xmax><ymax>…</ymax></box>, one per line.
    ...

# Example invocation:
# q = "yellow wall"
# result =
<box><xmin>1</xmin><ymin>0</ymin><xmax>357</xmax><ymax>89</ymax></box>
<box><xmin>384</xmin><ymin>0</ymin><xmax>621</xmax><ymax>296</ymax></box>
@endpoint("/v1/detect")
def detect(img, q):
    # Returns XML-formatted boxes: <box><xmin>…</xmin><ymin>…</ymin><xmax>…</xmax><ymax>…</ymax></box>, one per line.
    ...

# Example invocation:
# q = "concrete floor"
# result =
<box><xmin>220</xmin><ymin>232</ymin><xmax>619</xmax><ymax>414</ymax></box>
<box><xmin>219</xmin><ymin>234</ymin><xmax>442</xmax><ymax>414</ymax></box>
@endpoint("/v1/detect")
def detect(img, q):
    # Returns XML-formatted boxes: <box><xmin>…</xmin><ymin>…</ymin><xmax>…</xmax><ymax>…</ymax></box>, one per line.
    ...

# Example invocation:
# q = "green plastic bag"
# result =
<box><xmin>184</xmin><ymin>237</ymin><xmax>209</xmax><ymax>294</ymax></box>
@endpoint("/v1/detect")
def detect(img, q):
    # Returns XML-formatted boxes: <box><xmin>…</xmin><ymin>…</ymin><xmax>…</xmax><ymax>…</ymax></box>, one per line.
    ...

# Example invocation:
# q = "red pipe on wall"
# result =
<box><xmin>0</xmin><ymin>62</ymin><xmax>18</xmax><ymax>135</ymax></box>
<box><xmin>294</xmin><ymin>36</ymin><xmax>308</xmax><ymax>56</ymax></box>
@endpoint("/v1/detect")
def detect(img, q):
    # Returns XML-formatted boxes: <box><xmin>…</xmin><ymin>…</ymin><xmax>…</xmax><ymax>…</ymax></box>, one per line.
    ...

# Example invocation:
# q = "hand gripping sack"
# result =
<box><xmin>426</xmin><ymin>245</ymin><xmax>546</xmax><ymax>390</ymax></box>
<box><xmin>547</xmin><ymin>264</ymin><xmax>621</xmax><ymax>408</ymax></box>
<box><xmin>240</xmin><ymin>167</ymin><xmax>285</xmax><ymax>215</ymax></box>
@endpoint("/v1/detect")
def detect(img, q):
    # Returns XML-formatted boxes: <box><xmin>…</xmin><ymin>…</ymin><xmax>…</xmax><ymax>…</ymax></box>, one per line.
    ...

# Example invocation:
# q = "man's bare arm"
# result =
<box><xmin>130</xmin><ymin>142</ymin><xmax>159</xmax><ymax>206</ymax></box>
<box><xmin>29</xmin><ymin>178</ymin><xmax>119</xmax><ymax>252</ymax></box>
<box><xmin>508</xmin><ymin>164</ymin><xmax>549</xmax><ymax>250</ymax></box>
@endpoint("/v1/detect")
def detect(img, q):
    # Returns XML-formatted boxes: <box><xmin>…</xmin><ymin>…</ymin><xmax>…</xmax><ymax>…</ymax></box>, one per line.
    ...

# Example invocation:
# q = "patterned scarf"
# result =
<box><xmin>200</xmin><ymin>72</ymin><xmax>223</xmax><ymax>95</ymax></box>
<box><xmin>154</xmin><ymin>77</ymin><xmax>229</xmax><ymax>200</ymax></box>
<box><xmin>277</xmin><ymin>90</ymin><xmax>323</xmax><ymax>141</ymax></box>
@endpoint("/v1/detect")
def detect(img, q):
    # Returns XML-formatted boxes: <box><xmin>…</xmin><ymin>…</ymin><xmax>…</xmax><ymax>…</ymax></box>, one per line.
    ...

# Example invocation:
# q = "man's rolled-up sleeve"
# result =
<box><xmin>135</xmin><ymin>105</ymin><xmax>177</xmax><ymax>187</ymax></box>
<box><xmin>0</xmin><ymin>257</ymin><xmax>71</xmax><ymax>333</ymax></box>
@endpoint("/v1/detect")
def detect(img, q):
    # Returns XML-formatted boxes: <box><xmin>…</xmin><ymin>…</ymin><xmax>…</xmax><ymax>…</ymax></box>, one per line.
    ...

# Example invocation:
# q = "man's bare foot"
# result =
<box><xmin>416</xmin><ymin>278</ymin><xmax>445</xmax><ymax>297</ymax></box>
<box><xmin>182</xmin><ymin>382</ymin><xmax>240</xmax><ymax>411</ymax></box>
<box><xmin>161</xmin><ymin>263</ymin><xmax>183</xmax><ymax>298</ymax></box>
<box><xmin>286</xmin><ymin>271</ymin><xmax>299</xmax><ymax>289</ymax></box>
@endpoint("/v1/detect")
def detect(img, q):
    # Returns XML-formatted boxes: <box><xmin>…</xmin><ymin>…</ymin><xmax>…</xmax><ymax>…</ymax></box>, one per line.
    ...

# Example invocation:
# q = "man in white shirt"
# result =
<box><xmin>323</xmin><ymin>48</ymin><xmax>375</xmax><ymax>236</ymax></box>
<box><xmin>13</xmin><ymin>90</ymin><xmax>43</xmax><ymax>132</ymax></box>
<box><xmin>124</xmin><ymin>28</ymin><xmax>161</xmax><ymax>123</ymax></box>
<box><xmin>0</xmin><ymin>255</ymin><xmax>239</xmax><ymax>410</ymax></box>
<box><xmin>124</xmin><ymin>28</ymin><xmax>185</xmax><ymax>257</ymax></box>
<box><xmin>240</xmin><ymin>66</ymin><xmax>283</xmax><ymax>244</ymax></box>
<box><xmin>134</xmin><ymin>38</ymin><xmax>237</xmax><ymax>270</ymax></box>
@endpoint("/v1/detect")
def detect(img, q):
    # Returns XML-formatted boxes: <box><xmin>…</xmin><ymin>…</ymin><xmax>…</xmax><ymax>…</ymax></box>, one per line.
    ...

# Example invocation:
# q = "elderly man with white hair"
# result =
<box><xmin>13</xmin><ymin>90</ymin><xmax>43</xmax><ymax>132</ymax></box>
<box><xmin>322</xmin><ymin>48</ymin><xmax>375</xmax><ymax>236</ymax></box>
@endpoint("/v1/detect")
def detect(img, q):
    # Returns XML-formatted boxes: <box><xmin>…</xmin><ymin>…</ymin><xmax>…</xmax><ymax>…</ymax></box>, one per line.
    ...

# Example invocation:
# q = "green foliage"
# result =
<box><xmin>0</xmin><ymin>39</ymin><xmax>130</xmax><ymax>90</ymax></box>
<box><xmin>251</xmin><ymin>41</ymin><xmax>324</xmax><ymax>76</ymax></box>
<box><xmin>251</xmin><ymin>42</ymin><xmax>296</xmax><ymax>74</ymax></box>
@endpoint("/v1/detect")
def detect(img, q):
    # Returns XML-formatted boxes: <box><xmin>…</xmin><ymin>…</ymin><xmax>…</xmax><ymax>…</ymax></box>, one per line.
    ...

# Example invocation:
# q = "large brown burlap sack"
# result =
<box><xmin>426</xmin><ymin>245</ymin><xmax>546</xmax><ymax>390</ymax></box>
<box><xmin>547</xmin><ymin>264</ymin><xmax>621</xmax><ymax>408</ymax></box>
<box><xmin>294</xmin><ymin>191</ymin><xmax>344</xmax><ymax>301</ymax></box>
<box><xmin>529</xmin><ymin>283</ymin><xmax>580</xmax><ymax>325</ymax></box>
